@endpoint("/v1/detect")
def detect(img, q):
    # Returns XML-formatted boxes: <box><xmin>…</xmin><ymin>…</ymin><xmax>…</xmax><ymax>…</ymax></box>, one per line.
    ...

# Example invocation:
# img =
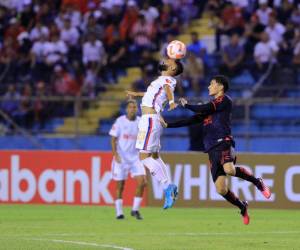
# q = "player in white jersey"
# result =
<box><xmin>126</xmin><ymin>58</ymin><xmax>184</xmax><ymax>209</ymax></box>
<box><xmin>109</xmin><ymin>100</ymin><xmax>146</xmax><ymax>220</ymax></box>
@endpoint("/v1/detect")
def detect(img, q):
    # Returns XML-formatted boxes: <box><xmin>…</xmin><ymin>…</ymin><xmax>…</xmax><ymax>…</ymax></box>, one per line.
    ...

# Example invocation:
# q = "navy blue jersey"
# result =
<box><xmin>184</xmin><ymin>95</ymin><xmax>232</xmax><ymax>152</ymax></box>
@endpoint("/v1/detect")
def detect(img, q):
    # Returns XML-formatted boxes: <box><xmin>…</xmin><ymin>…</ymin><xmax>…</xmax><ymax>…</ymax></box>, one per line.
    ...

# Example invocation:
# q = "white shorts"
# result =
<box><xmin>111</xmin><ymin>159</ymin><xmax>146</xmax><ymax>181</ymax></box>
<box><xmin>136</xmin><ymin>114</ymin><xmax>163</xmax><ymax>153</ymax></box>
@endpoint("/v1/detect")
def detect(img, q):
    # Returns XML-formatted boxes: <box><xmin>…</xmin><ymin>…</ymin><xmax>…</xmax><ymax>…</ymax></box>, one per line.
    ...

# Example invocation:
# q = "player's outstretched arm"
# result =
<box><xmin>160</xmin><ymin>114</ymin><xmax>205</xmax><ymax>128</ymax></box>
<box><xmin>125</xmin><ymin>90</ymin><xmax>145</xmax><ymax>99</ymax></box>
<box><xmin>179</xmin><ymin>98</ymin><xmax>215</xmax><ymax>114</ymax></box>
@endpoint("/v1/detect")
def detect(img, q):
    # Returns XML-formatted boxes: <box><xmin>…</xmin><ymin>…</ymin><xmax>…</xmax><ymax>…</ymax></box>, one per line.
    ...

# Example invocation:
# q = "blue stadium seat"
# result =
<box><xmin>231</xmin><ymin>70</ymin><xmax>255</xmax><ymax>86</ymax></box>
<box><xmin>251</xmin><ymin>104</ymin><xmax>300</xmax><ymax>119</ymax></box>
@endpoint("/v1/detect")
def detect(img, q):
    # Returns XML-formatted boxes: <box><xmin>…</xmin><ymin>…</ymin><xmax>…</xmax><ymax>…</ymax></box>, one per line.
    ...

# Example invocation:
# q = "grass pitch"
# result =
<box><xmin>0</xmin><ymin>205</ymin><xmax>299</xmax><ymax>250</ymax></box>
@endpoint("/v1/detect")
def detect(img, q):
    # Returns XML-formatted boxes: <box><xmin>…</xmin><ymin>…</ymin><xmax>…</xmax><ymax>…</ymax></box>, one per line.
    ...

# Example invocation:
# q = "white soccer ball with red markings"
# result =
<box><xmin>166</xmin><ymin>40</ymin><xmax>186</xmax><ymax>59</ymax></box>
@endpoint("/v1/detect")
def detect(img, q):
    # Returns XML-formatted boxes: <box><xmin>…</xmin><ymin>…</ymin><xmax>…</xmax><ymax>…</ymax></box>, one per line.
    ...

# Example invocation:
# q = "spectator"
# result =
<box><xmin>53</xmin><ymin>65</ymin><xmax>79</xmax><ymax>96</ymax></box>
<box><xmin>59</xmin><ymin>17</ymin><xmax>80</xmax><ymax>48</ymax></box>
<box><xmin>276</xmin><ymin>0</ymin><xmax>293</xmax><ymax>25</ymax></box>
<box><xmin>253</xmin><ymin>31</ymin><xmax>279</xmax><ymax>77</ymax></box>
<box><xmin>278</xmin><ymin>20</ymin><xmax>295</xmax><ymax>66</ymax></box>
<box><xmin>16</xmin><ymin>31</ymin><xmax>32</xmax><ymax>81</ymax></box>
<box><xmin>19</xmin><ymin>1</ymin><xmax>35</xmax><ymax>29</ymax></box>
<box><xmin>29</xmin><ymin>21</ymin><xmax>50</xmax><ymax>41</ymax></box>
<box><xmin>187</xmin><ymin>32</ymin><xmax>207</xmax><ymax>60</ymax></box>
<box><xmin>1</xmin><ymin>84</ymin><xmax>20</xmax><ymax>116</ymax></box>
<box><xmin>132</xmin><ymin>69</ymin><xmax>152</xmax><ymax>92</ymax></box>
<box><xmin>220</xmin><ymin>33</ymin><xmax>244</xmax><ymax>77</ymax></box>
<box><xmin>82</xmin><ymin>1</ymin><xmax>103</xmax><ymax>29</ymax></box>
<box><xmin>158</xmin><ymin>4</ymin><xmax>180</xmax><ymax>41</ymax></box>
<box><xmin>183</xmin><ymin>52</ymin><xmax>204</xmax><ymax>95</ymax></box>
<box><xmin>65</xmin><ymin>3</ymin><xmax>82</xmax><ymax>28</ymax></box>
<box><xmin>139</xmin><ymin>50</ymin><xmax>158</xmax><ymax>77</ymax></box>
<box><xmin>105</xmin><ymin>24</ymin><xmax>127</xmax><ymax>82</ymax></box>
<box><xmin>130</xmin><ymin>14</ymin><xmax>156</xmax><ymax>53</ymax></box>
<box><xmin>290</xmin><ymin>4</ymin><xmax>300</xmax><ymax>26</ymax></box>
<box><xmin>5</xmin><ymin>18</ymin><xmax>25</xmax><ymax>49</ymax></box>
<box><xmin>140</xmin><ymin>1</ymin><xmax>159</xmax><ymax>24</ymax></box>
<box><xmin>33</xmin><ymin>81</ymin><xmax>49</xmax><ymax>129</ymax></box>
<box><xmin>82</xmin><ymin>32</ymin><xmax>107</xmax><ymax>71</ymax></box>
<box><xmin>256</xmin><ymin>0</ymin><xmax>273</xmax><ymax>26</ymax></box>
<box><xmin>119</xmin><ymin>0</ymin><xmax>139</xmax><ymax>41</ymax></box>
<box><xmin>265</xmin><ymin>13</ymin><xmax>285</xmax><ymax>45</ymax></box>
<box><xmin>35</xmin><ymin>3</ymin><xmax>55</xmax><ymax>26</ymax></box>
<box><xmin>82</xmin><ymin>68</ymin><xmax>99</xmax><ymax>98</ymax></box>
<box><xmin>0</xmin><ymin>6</ymin><xmax>9</xmax><ymax>44</ymax></box>
<box><xmin>83</xmin><ymin>15</ymin><xmax>104</xmax><ymax>40</ymax></box>
<box><xmin>215</xmin><ymin>2</ymin><xmax>245</xmax><ymax>51</ymax></box>
<box><xmin>15</xmin><ymin>83</ymin><xmax>34</xmax><ymax>129</ymax></box>
<box><xmin>244</xmin><ymin>13</ymin><xmax>266</xmax><ymax>56</ymax></box>
<box><xmin>30</xmin><ymin>34</ymin><xmax>49</xmax><ymax>81</ymax></box>
<box><xmin>43</xmin><ymin>33</ymin><xmax>68</xmax><ymax>67</ymax></box>
<box><xmin>0</xmin><ymin>37</ymin><xmax>18</xmax><ymax>83</ymax></box>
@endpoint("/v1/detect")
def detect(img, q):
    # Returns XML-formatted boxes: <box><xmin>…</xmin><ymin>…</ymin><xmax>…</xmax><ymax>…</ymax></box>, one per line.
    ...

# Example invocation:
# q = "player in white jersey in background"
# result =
<box><xmin>126</xmin><ymin>58</ymin><xmax>184</xmax><ymax>209</ymax></box>
<box><xmin>109</xmin><ymin>100</ymin><xmax>147</xmax><ymax>220</ymax></box>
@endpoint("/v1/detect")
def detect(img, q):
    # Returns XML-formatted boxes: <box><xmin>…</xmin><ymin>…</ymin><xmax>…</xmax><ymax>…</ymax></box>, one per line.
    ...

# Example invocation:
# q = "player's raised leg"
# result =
<box><xmin>223</xmin><ymin>162</ymin><xmax>271</xmax><ymax>199</ymax></box>
<box><xmin>215</xmin><ymin>175</ymin><xmax>250</xmax><ymax>225</ymax></box>
<box><xmin>140</xmin><ymin>151</ymin><xmax>177</xmax><ymax>209</ymax></box>
<box><xmin>153</xmin><ymin>153</ymin><xmax>178</xmax><ymax>209</ymax></box>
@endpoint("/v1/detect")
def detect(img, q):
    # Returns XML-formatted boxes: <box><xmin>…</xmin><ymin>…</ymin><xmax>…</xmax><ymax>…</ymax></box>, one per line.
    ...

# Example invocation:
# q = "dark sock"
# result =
<box><xmin>235</xmin><ymin>167</ymin><xmax>259</xmax><ymax>186</ymax></box>
<box><xmin>222</xmin><ymin>190</ymin><xmax>244</xmax><ymax>210</ymax></box>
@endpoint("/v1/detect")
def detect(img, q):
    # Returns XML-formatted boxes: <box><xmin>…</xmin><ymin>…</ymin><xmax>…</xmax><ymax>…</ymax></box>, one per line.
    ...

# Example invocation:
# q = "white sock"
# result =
<box><xmin>132</xmin><ymin>197</ymin><xmax>143</xmax><ymax>211</ymax></box>
<box><xmin>156</xmin><ymin>157</ymin><xmax>171</xmax><ymax>189</ymax></box>
<box><xmin>141</xmin><ymin>157</ymin><xmax>171</xmax><ymax>189</ymax></box>
<box><xmin>115</xmin><ymin>199</ymin><xmax>123</xmax><ymax>216</ymax></box>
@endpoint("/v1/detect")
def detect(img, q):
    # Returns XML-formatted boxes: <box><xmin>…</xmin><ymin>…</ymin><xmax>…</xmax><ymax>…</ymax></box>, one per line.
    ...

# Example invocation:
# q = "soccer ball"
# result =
<box><xmin>166</xmin><ymin>40</ymin><xmax>186</xmax><ymax>59</ymax></box>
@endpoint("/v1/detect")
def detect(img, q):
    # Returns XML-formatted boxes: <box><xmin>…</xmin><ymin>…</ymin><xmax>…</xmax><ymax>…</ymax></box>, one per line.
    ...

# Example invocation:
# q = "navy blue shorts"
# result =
<box><xmin>208</xmin><ymin>141</ymin><xmax>236</xmax><ymax>182</ymax></box>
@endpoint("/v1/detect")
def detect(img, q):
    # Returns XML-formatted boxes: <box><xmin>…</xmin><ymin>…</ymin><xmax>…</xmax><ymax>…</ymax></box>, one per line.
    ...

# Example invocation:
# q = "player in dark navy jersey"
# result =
<box><xmin>160</xmin><ymin>75</ymin><xmax>271</xmax><ymax>225</ymax></box>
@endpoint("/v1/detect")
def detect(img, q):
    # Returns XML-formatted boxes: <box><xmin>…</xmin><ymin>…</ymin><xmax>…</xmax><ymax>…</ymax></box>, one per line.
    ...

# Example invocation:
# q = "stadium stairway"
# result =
<box><xmin>55</xmin><ymin>67</ymin><xmax>141</xmax><ymax>134</ymax></box>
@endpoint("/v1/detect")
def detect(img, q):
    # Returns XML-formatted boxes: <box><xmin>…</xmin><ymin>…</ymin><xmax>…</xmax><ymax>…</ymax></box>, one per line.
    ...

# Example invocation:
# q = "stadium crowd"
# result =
<box><xmin>1</xmin><ymin>0</ymin><xmax>300</xmax><ymax>131</ymax></box>
<box><xmin>0</xmin><ymin>0</ymin><xmax>202</xmax><ymax>129</ymax></box>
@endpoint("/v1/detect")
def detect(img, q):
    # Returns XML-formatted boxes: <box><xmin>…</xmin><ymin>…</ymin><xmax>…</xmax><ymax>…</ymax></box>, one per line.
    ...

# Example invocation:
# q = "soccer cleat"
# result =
<box><xmin>256</xmin><ymin>178</ymin><xmax>271</xmax><ymax>199</ymax></box>
<box><xmin>131</xmin><ymin>210</ymin><xmax>143</xmax><ymax>220</ymax></box>
<box><xmin>163</xmin><ymin>184</ymin><xmax>178</xmax><ymax>209</ymax></box>
<box><xmin>116</xmin><ymin>214</ymin><xmax>125</xmax><ymax>220</ymax></box>
<box><xmin>240</xmin><ymin>201</ymin><xmax>250</xmax><ymax>225</ymax></box>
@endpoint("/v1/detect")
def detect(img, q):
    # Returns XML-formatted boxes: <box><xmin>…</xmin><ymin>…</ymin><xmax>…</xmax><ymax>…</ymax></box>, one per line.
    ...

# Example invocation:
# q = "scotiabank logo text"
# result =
<box><xmin>0</xmin><ymin>155</ymin><xmax>114</xmax><ymax>204</ymax></box>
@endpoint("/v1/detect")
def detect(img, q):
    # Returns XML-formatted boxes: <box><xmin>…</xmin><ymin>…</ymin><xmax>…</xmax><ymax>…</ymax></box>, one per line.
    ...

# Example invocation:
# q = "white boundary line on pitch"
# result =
<box><xmin>28</xmin><ymin>238</ymin><xmax>134</xmax><ymax>250</ymax></box>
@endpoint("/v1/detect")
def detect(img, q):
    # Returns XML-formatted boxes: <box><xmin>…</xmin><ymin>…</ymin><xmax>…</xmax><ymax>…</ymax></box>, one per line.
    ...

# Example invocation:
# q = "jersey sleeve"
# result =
<box><xmin>109</xmin><ymin>119</ymin><xmax>120</xmax><ymax>137</ymax></box>
<box><xmin>162</xmin><ymin>77</ymin><xmax>176</xmax><ymax>90</ymax></box>
<box><xmin>184</xmin><ymin>102</ymin><xmax>215</xmax><ymax>114</ymax></box>
<box><xmin>184</xmin><ymin>96</ymin><xmax>231</xmax><ymax>114</ymax></box>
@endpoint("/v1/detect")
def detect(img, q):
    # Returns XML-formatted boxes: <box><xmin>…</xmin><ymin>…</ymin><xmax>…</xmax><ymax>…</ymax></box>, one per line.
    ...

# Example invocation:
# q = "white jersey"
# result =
<box><xmin>141</xmin><ymin>76</ymin><xmax>176</xmax><ymax>113</ymax></box>
<box><xmin>109</xmin><ymin>115</ymin><xmax>140</xmax><ymax>163</ymax></box>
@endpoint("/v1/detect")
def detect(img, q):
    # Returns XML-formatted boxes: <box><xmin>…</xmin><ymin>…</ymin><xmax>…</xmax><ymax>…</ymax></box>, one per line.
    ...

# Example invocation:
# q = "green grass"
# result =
<box><xmin>0</xmin><ymin>205</ymin><xmax>299</xmax><ymax>250</ymax></box>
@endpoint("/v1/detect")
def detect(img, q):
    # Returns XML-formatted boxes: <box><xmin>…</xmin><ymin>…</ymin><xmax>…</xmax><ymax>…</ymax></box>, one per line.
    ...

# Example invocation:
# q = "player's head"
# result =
<box><xmin>158</xmin><ymin>58</ymin><xmax>184</xmax><ymax>77</ymax></box>
<box><xmin>208</xmin><ymin>75</ymin><xmax>229</xmax><ymax>96</ymax></box>
<box><xmin>126</xmin><ymin>99</ymin><xmax>138</xmax><ymax>120</ymax></box>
